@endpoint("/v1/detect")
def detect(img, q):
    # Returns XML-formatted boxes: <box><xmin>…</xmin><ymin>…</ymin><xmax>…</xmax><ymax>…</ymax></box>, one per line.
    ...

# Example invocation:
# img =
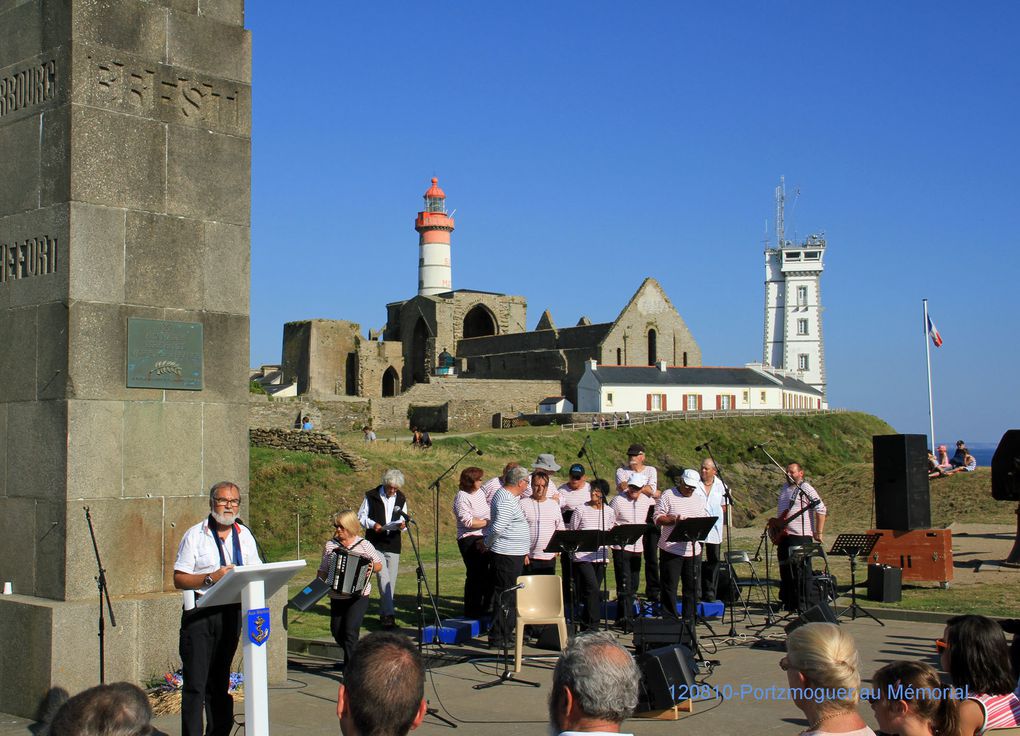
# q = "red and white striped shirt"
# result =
<box><xmin>970</xmin><ymin>687</ymin><xmax>1020</xmax><ymax>731</ymax></box>
<box><xmin>520</xmin><ymin>497</ymin><xmax>565</xmax><ymax>560</ymax></box>
<box><xmin>453</xmin><ymin>489</ymin><xmax>490</xmax><ymax>540</ymax></box>
<box><xmin>481</xmin><ymin>476</ymin><xmax>503</xmax><ymax>504</ymax></box>
<box><xmin>655</xmin><ymin>488</ymin><xmax>707</xmax><ymax>557</ymax></box>
<box><xmin>776</xmin><ymin>481</ymin><xmax>826</xmax><ymax>537</ymax></box>
<box><xmin>557</xmin><ymin>482</ymin><xmax>592</xmax><ymax>511</ymax></box>
<box><xmin>569</xmin><ymin>503</ymin><xmax>616</xmax><ymax>563</ymax></box>
<box><xmin>610</xmin><ymin>493</ymin><xmax>653</xmax><ymax>553</ymax></box>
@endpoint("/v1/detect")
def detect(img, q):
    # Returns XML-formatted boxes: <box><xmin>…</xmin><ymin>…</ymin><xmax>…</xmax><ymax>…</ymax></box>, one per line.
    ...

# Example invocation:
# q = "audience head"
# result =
<box><xmin>49</xmin><ymin>682</ymin><xmax>156</xmax><ymax>736</ymax></box>
<box><xmin>784</xmin><ymin>623</ymin><xmax>862</xmax><ymax>716</ymax></box>
<box><xmin>337</xmin><ymin>632</ymin><xmax>427</xmax><ymax>736</ymax></box>
<box><xmin>458</xmin><ymin>466</ymin><xmax>484</xmax><ymax>492</ymax></box>
<box><xmin>942</xmin><ymin>615</ymin><xmax>1014</xmax><ymax>695</ymax></box>
<box><xmin>871</xmin><ymin>660</ymin><xmax>959</xmax><ymax>736</ymax></box>
<box><xmin>549</xmin><ymin>632</ymin><xmax>640</xmax><ymax>733</ymax></box>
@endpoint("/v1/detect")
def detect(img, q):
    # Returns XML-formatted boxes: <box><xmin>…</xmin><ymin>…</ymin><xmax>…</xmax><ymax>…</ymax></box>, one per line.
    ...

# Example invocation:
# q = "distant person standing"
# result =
<box><xmin>655</xmin><ymin>469</ymin><xmax>706</xmax><ymax>635</ymax></box>
<box><xmin>696</xmin><ymin>458</ymin><xmax>727</xmax><ymax>602</ymax></box>
<box><xmin>609</xmin><ymin>473</ymin><xmax>654</xmax><ymax>629</ymax></box>
<box><xmin>452</xmin><ymin>466</ymin><xmax>492</xmax><ymax>619</ymax></box>
<box><xmin>358</xmin><ymin>469</ymin><xmax>409</xmax><ymax>629</ymax></box>
<box><xmin>484</xmin><ymin>465</ymin><xmax>531</xmax><ymax>649</ymax></box>
<box><xmin>616</xmin><ymin>443</ymin><xmax>660</xmax><ymax>604</ymax></box>
<box><xmin>521</xmin><ymin>470</ymin><xmax>565</xmax><ymax>575</ymax></box>
<box><xmin>774</xmin><ymin>462</ymin><xmax>827</xmax><ymax>612</ymax></box>
<box><xmin>569</xmin><ymin>479</ymin><xmax>616</xmax><ymax>631</ymax></box>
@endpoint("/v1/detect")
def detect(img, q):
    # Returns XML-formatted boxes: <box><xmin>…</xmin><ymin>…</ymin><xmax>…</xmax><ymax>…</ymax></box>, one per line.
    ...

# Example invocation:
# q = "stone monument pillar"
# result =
<box><xmin>0</xmin><ymin>0</ymin><xmax>279</xmax><ymax>717</ymax></box>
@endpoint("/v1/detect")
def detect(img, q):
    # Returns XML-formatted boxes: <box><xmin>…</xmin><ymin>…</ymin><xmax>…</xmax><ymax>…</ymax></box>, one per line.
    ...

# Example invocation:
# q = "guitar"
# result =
<box><xmin>766</xmin><ymin>497</ymin><xmax>821</xmax><ymax>544</ymax></box>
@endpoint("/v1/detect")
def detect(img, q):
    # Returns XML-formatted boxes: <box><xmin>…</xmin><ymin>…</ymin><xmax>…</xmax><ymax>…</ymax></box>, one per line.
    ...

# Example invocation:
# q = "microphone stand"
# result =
<box><xmin>472</xmin><ymin>584</ymin><xmax>541</xmax><ymax>690</ymax></box>
<box><xmin>426</xmin><ymin>444</ymin><xmax>479</xmax><ymax>599</ymax></box>
<box><xmin>699</xmin><ymin>444</ymin><xmax>739</xmax><ymax>637</ymax></box>
<box><xmin>577</xmin><ymin>436</ymin><xmax>600</xmax><ymax>480</ymax></box>
<box><xmin>84</xmin><ymin>507</ymin><xmax>116</xmax><ymax>684</ymax></box>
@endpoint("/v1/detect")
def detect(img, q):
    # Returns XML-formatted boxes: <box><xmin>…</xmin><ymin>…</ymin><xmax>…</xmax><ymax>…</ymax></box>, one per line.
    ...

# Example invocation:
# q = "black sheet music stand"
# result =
<box><xmin>829</xmin><ymin>533</ymin><xmax>883</xmax><ymax>626</ymax></box>
<box><xmin>545</xmin><ymin>529</ymin><xmax>609</xmax><ymax>634</ymax></box>
<box><xmin>662</xmin><ymin>516</ymin><xmax>718</xmax><ymax>658</ymax></box>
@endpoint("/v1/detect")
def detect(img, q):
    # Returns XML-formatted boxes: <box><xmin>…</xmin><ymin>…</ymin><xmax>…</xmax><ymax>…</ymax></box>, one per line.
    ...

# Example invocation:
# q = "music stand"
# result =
<box><xmin>663</xmin><ymin>517</ymin><xmax>717</xmax><ymax>659</ymax></box>
<box><xmin>829</xmin><ymin>533</ymin><xmax>884</xmax><ymax>626</ymax></box>
<box><xmin>545</xmin><ymin>529</ymin><xmax>609</xmax><ymax>634</ymax></box>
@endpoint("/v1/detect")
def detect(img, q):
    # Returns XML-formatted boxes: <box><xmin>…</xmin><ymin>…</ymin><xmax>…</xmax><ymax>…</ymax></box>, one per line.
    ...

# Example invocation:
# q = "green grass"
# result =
<box><xmin>249</xmin><ymin>413</ymin><xmax>1018</xmax><ymax>639</ymax></box>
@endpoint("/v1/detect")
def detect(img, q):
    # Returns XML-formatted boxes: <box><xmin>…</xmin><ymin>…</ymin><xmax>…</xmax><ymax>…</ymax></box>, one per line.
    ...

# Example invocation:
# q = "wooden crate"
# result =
<box><xmin>866</xmin><ymin>529</ymin><xmax>953</xmax><ymax>584</ymax></box>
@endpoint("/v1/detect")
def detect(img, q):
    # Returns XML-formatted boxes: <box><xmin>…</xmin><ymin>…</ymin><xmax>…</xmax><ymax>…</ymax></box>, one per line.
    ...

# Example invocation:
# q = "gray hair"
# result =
<box><xmin>701</xmin><ymin>458</ymin><xmax>717</xmax><ymax>470</ymax></box>
<box><xmin>208</xmin><ymin>481</ymin><xmax>239</xmax><ymax>502</ymax></box>
<box><xmin>49</xmin><ymin>682</ymin><xmax>154</xmax><ymax>736</ymax></box>
<box><xmin>551</xmin><ymin>632</ymin><xmax>640</xmax><ymax>724</ymax></box>
<box><xmin>381</xmin><ymin>469</ymin><xmax>405</xmax><ymax>489</ymax></box>
<box><xmin>504</xmin><ymin>465</ymin><xmax>530</xmax><ymax>487</ymax></box>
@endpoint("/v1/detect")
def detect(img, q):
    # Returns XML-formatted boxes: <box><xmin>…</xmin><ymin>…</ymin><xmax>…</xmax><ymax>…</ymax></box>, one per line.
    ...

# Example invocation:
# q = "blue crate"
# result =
<box><xmin>444</xmin><ymin>618</ymin><xmax>482</xmax><ymax>637</ymax></box>
<box><xmin>421</xmin><ymin>623</ymin><xmax>471</xmax><ymax>645</ymax></box>
<box><xmin>673</xmin><ymin>601</ymin><xmax>726</xmax><ymax>618</ymax></box>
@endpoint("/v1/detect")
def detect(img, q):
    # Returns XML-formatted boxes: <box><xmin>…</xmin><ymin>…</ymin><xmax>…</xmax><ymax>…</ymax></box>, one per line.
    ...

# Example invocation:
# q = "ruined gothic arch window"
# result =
<box><xmin>463</xmin><ymin>304</ymin><xmax>497</xmax><ymax>339</ymax></box>
<box><xmin>616</xmin><ymin>348</ymin><xmax>622</xmax><ymax>365</ymax></box>
<box><xmin>647</xmin><ymin>329</ymin><xmax>657</xmax><ymax>365</ymax></box>
<box><xmin>382</xmin><ymin>366</ymin><xmax>399</xmax><ymax>397</ymax></box>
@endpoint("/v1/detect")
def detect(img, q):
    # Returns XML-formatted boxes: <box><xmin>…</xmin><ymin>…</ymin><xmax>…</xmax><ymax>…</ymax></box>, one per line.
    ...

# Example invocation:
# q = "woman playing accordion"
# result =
<box><xmin>318</xmin><ymin>511</ymin><xmax>383</xmax><ymax>670</ymax></box>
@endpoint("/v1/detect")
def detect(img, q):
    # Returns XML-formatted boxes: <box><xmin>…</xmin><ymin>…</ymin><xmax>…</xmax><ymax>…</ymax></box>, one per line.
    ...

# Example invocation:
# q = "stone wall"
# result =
<box><xmin>282</xmin><ymin>319</ymin><xmax>360</xmax><ymax>396</ymax></box>
<box><xmin>248</xmin><ymin>395</ymin><xmax>372</xmax><ymax>433</ymax></box>
<box><xmin>249</xmin><ymin>429</ymin><xmax>366</xmax><ymax>470</ymax></box>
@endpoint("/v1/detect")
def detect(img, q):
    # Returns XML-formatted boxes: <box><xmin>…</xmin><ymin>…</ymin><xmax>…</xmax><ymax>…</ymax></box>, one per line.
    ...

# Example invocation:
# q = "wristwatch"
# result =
<box><xmin>203</xmin><ymin>574</ymin><xmax>214</xmax><ymax>587</ymax></box>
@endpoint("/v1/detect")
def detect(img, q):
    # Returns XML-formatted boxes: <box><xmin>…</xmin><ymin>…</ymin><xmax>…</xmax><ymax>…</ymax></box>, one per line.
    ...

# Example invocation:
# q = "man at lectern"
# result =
<box><xmin>173</xmin><ymin>481</ymin><xmax>262</xmax><ymax>736</ymax></box>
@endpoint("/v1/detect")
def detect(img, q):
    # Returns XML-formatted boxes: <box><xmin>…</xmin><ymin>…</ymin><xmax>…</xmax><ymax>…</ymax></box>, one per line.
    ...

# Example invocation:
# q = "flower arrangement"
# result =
<box><xmin>147</xmin><ymin>669</ymin><xmax>244</xmax><ymax>715</ymax></box>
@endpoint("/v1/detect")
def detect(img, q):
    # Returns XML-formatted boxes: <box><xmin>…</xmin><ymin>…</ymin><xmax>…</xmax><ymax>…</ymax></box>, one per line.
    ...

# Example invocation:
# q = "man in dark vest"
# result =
<box><xmin>358</xmin><ymin>468</ymin><xmax>408</xmax><ymax>629</ymax></box>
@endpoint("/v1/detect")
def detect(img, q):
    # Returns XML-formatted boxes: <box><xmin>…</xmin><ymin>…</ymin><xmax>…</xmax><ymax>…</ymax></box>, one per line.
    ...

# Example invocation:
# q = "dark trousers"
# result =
<box><xmin>643</xmin><ymin>525</ymin><xmax>661</xmax><ymax>599</ymax></box>
<box><xmin>489</xmin><ymin>553</ymin><xmax>525</xmax><ymax>644</ymax></box>
<box><xmin>458</xmin><ymin>536</ymin><xmax>493</xmax><ymax>619</ymax></box>
<box><xmin>660</xmin><ymin>549</ymin><xmax>701</xmax><ymax>630</ymax></box>
<box><xmin>612</xmin><ymin>550</ymin><xmax>642</xmax><ymax>624</ymax></box>
<box><xmin>330</xmin><ymin>595</ymin><xmax>370</xmax><ymax>667</ymax></box>
<box><xmin>575</xmin><ymin>561</ymin><xmax>606</xmax><ymax>630</ymax></box>
<box><xmin>179</xmin><ymin>604</ymin><xmax>241</xmax><ymax>736</ymax></box>
<box><xmin>524</xmin><ymin>557</ymin><xmax>556</xmax><ymax>576</ymax></box>
<box><xmin>560</xmin><ymin>554</ymin><xmax>578</xmax><ymax>621</ymax></box>
<box><xmin>778</xmin><ymin>535</ymin><xmax>813</xmax><ymax>612</ymax></box>
<box><xmin>700</xmin><ymin>542</ymin><xmax>721</xmax><ymax>602</ymax></box>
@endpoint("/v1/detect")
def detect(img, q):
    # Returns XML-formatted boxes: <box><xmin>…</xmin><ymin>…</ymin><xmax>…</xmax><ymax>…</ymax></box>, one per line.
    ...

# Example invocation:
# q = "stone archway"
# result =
<box><xmin>411</xmin><ymin>317</ymin><xmax>429</xmax><ymax>384</ymax></box>
<box><xmin>462</xmin><ymin>304</ymin><xmax>497</xmax><ymax>338</ymax></box>
<box><xmin>382</xmin><ymin>366</ymin><xmax>400</xmax><ymax>397</ymax></box>
<box><xmin>647</xmin><ymin>328</ymin><xmax>657</xmax><ymax>365</ymax></box>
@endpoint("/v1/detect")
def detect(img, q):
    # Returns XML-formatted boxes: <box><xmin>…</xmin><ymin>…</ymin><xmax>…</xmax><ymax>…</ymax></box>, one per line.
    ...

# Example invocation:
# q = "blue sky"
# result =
<box><xmin>247</xmin><ymin>2</ymin><xmax>1019</xmax><ymax>444</ymax></box>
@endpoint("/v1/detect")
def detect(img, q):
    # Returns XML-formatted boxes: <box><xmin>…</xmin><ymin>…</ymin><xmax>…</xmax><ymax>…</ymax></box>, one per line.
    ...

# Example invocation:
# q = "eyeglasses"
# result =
<box><xmin>935</xmin><ymin>638</ymin><xmax>949</xmax><ymax>653</ymax></box>
<box><xmin>213</xmin><ymin>497</ymin><xmax>240</xmax><ymax>507</ymax></box>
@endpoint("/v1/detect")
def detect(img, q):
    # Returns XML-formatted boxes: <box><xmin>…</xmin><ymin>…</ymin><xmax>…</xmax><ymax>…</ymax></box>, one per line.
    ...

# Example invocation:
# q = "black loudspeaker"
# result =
<box><xmin>637</xmin><ymin>643</ymin><xmax>699</xmax><ymax>712</ymax></box>
<box><xmin>992</xmin><ymin>430</ymin><xmax>1020</xmax><ymax>502</ymax></box>
<box><xmin>534</xmin><ymin>624</ymin><xmax>564</xmax><ymax>651</ymax></box>
<box><xmin>873</xmin><ymin>434</ymin><xmax>931</xmax><ymax>530</ymax></box>
<box><xmin>632</xmin><ymin>618</ymin><xmax>693</xmax><ymax>654</ymax></box>
<box><xmin>784</xmin><ymin>600</ymin><xmax>838</xmax><ymax>634</ymax></box>
<box><xmin>716</xmin><ymin>563</ymin><xmax>740</xmax><ymax>604</ymax></box>
<box><xmin>867</xmin><ymin>564</ymin><xmax>902</xmax><ymax>602</ymax></box>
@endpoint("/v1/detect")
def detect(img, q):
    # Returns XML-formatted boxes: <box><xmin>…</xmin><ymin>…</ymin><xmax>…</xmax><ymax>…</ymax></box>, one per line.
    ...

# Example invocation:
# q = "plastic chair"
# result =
<box><xmin>514</xmin><ymin>574</ymin><xmax>568</xmax><ymax>673</ymax></box>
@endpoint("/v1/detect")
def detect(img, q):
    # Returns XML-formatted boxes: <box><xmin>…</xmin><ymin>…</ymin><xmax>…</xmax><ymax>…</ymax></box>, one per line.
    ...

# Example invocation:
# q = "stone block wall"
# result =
<box><xmin>249</xmin><ymin>428</ymin><xmax>366</xmax><ymax>470</ymax></box>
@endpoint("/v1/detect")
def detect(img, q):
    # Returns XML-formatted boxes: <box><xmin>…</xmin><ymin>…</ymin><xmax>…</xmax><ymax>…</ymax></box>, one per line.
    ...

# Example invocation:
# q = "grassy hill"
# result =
<box><xmin>248</xmin><ymin>412</ymin><xmax>1016</xmax><ymax>634</ymax></box>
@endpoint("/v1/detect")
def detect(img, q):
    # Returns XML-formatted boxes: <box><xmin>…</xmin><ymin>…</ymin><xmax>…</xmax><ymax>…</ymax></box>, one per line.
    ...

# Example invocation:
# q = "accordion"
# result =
<box><xmin>326</xmin><ymin>548</ymin><xmax>372</xmax><ymax>596</ymax></box>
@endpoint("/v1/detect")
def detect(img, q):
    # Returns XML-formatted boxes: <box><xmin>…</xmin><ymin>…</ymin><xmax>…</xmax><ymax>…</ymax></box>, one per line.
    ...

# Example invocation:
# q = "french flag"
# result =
<box><xmin>927</xmin><ymin>315</ymin><xmax>943</xmax><ymax>348</ymax></box>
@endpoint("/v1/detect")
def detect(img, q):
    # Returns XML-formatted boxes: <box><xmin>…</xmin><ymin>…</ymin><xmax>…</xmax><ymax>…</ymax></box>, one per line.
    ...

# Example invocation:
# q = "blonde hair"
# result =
<box><xmin>331</xmin><ymin>511</ymin><xmax>361</xmax><ymax>537</ymax></box>
<box><xmin>786</xmin><ymin>623</ymin><xmax>861</xmax><ymax>713</ymax></box>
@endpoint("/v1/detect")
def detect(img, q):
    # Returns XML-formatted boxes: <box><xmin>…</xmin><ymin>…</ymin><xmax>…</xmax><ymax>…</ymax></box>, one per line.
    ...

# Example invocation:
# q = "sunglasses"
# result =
<box><xmin>935</xmin><ymin>638</ymin><xmax>949</xmax><ymax>653</ymax></box>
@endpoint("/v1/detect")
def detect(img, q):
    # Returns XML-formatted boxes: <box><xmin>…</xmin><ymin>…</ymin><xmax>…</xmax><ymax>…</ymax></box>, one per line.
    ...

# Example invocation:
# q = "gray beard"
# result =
<box><xmin>211</xmin><ymin>509</ymin><xmax>236</xmax><ymax>526</ymax></box>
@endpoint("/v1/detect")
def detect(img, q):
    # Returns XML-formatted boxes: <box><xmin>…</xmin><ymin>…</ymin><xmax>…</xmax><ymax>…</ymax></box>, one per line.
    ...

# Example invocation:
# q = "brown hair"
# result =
<box><xmin>872</xmin><ymin>660</ymin><xmax>959</xmax><ymax>736</ymax></box>
<box><xmin>458</xmin><ymin>466</ymin><xmax>484</xmax><ymax>491</ymax></box>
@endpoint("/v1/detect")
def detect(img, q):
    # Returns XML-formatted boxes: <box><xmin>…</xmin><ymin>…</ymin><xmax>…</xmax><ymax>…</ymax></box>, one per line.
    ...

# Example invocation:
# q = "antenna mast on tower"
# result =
<box><xmin>775</xmin><ymin>175</ymin><xmax>786</xmax><ymax>248</ymax></box>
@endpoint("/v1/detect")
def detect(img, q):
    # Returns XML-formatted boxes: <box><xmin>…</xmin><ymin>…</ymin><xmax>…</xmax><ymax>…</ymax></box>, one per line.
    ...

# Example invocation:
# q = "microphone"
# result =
<box><xmin>501</xmin><ymin>582</ymin><xmax>525</xmax><ymax>594</ymax></box>
<box><xmin>695</xmin><ymin>441</ymin><xmax>710</xmax><ymax>452</ymax></box>
<box><xmin>465</xmin><ymin>439</ymin><xmax>483</xmax><ymax>456</ymax></box>
<box><xmin>398</xmin><ymin>510</ymin><xmax>415</xmax><ymax>525</ymax></box>
<box><xmin>577</xmin><ymin>435</ymin><xmax>590</xmax><ymax>458</ymax></box>
<box><xmin>747</xmin><ymin>441</ymin><xmax>771</xmax><ymax>452</ymax></box>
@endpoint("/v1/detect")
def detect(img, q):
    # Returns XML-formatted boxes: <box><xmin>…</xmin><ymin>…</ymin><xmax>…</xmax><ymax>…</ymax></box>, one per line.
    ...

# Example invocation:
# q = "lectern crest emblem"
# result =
<box><xmin>247</xmin><ymin>608</ymin><xmax>271</xmax><ymax>646</ymax></box>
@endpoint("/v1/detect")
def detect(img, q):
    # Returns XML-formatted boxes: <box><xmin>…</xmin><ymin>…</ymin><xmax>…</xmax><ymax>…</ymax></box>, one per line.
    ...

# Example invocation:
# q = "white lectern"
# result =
<box><xmin>197</xmin><ymin>560</ymin><xmax>306</xmax><ymax>736</ymax></box>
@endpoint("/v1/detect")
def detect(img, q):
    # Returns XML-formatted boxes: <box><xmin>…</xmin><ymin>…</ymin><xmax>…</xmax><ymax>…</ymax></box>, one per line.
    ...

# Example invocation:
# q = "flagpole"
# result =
<box><xmin>923</xmin><ymin>298</ymin><xmax>935</xmax><ymax>450</ymax></box>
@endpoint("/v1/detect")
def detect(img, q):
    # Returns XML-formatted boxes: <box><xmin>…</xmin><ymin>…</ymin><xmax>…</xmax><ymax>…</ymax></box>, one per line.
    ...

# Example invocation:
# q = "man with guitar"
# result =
<box><xmin>773</xmin><ymin>462</ymin><xmax>827</xmax><ymax>612</ymax></box>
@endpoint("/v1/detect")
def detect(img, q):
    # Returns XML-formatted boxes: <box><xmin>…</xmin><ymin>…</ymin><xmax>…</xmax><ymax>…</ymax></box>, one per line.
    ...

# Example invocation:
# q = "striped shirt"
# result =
<box><xmin>610</xmin><ymin>493</ymin><xmax>654</xmax><ymax>553</ymax></box>
<box><xmin>453</xmin><ymin>489</ymin><xmax>490</xmax><ymax>540</ymax></box>
<box><xmin>970</xmin><ymin>687</ymin><xmax>1020</xmax><ymax>731</ymax></box>
<box><xmin>485</xmin><ymin>485</ymin><xmax>530</xmax><ymax>555</ymax></box>
<box><xmin>318</xmin><ymin>536</ymin><xmax>383</xmax><ymax>599</ymax></box>
<box><xmin>777</xmin><ymin>481</ymin><xmax>826</xmax><ymax>537</ymax></box>
<box><xmin>520</xmin><ymin>497</ymin><xmax>565</xmax><ymax>560</ymax></box>
<box><xmin>615</xmin><ymin>465</ymin><xmax>659</xmax><ymax>493</ymax></box>
<box><xmin>696</xmin><ymin>477</ymin><xmax>727</xmax><ymax>545</ymax></box>
<box><xmin>569</xmin><ymin>503</ymin><xmax>617</xmax><ymax>563</ymax></box>
<box><xmin>481</xmin><ymin>476</ymin><xmax>503</xmax><ymax>504</ymax></box>
<box><xmin>655</xmin><ymin>488</ymin><xmax>707</xmax><ymax>557</ymax></box>
<box><xmin>557</xmin><ymin>482</ymin><xmax>593</xmax><ymax>511</ymax></box>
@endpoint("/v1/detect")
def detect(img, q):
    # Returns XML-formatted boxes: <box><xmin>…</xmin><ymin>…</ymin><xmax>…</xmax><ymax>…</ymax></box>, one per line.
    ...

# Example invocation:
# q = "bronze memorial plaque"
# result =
<box><xmin>127</xmin><ymin>318</ymin><xmax>204</xmax><ymax>390</ymax></box>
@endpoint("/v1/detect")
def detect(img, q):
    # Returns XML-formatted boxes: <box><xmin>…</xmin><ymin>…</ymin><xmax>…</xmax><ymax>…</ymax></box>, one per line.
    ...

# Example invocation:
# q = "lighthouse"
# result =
<box><xmin>414</xmin><ymin>177</ymin><xmax>455</xmax><ymax>296</ymax></box>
